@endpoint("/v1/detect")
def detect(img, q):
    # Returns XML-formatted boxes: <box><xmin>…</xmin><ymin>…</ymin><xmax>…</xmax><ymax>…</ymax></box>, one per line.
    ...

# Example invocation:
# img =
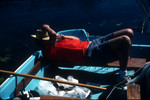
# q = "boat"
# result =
<box><xmin>1</xmin><ymin>0</ymin><xmax>150</xmax><ymax>99</ymax></box>
<box><xmin>0</xmin><ymin>28</ymin><xmax>150</xmax><ymax>100</ymax></box>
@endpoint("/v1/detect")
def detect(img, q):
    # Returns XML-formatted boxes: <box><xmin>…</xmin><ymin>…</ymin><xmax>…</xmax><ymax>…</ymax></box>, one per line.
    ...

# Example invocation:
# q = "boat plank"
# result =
<box><xmin>15</xmin><ymin>61</ymin><xmax>41</xmax><ymax>96</ymax></box>
<box><xmin>127</xmin><ymin>84</ymin><xmax>141</xmax><ymax>100</ymax></box>
<box><xmin>107</xmin><ymin>58</ymin><xmax>146</xmax><ymax>68</ymax></box>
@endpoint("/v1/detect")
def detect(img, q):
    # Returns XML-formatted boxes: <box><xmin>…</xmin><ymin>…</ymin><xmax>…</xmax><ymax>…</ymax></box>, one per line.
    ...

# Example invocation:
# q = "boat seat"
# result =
<box><xmin>50</xmin><ymin>58</ymin><xmax>147</xmax><ymax>69</ymax></box>
<box><xmin>107</xmin><ymin>58</ymin><xmax>146</xmax><ymax>68</ymax></box>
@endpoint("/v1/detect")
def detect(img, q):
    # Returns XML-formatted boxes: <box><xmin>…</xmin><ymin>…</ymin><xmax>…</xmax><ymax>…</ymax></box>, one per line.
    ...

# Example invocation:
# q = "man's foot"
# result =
<box><xmin>123</xmin><ymin>75</ymin><xmax>132</xmax><ymax>83</ymax></box>
<box><xmin>116</xmin><ymin>75</ymin><xmax>132</xmax><ymax>90</ymax></box>
<box><xmin>117</xmin><ymin>75</ymin><xmax>132</xmax><ymax>85</ymax></box>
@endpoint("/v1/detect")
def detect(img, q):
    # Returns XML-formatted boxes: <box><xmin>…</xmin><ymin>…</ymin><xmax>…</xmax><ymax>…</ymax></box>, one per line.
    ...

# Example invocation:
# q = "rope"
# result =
<box><xmin>106</xmin><ymin>65</ymin><xmax>144</xmax><ymax>99</ymax></box>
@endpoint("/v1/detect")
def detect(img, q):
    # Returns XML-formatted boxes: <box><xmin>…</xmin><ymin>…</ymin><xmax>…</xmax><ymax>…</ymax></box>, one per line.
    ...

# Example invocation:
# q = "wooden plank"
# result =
<box><xmin>107</xmin><ymin>58</ymin><xmax>146</xmax><ymax>68</ymax></box>
<box><xmin>127</xmin><ymin>84</ymin><xmax>141</xmax><ymax>100</ymax></box>
<box><xmin>40</xmin><ymin>95</ymin><xmax>85</xmax><ymax>100</ymax></box>
<box><xmin>15</xmin><ymin>61</ymin><xmax>41</xmax><ymax>96</ymax></box>
<box><xmin>0</xmin><ymin>69</ymin><xmax>107</xmax><ymax>91</ymax></box>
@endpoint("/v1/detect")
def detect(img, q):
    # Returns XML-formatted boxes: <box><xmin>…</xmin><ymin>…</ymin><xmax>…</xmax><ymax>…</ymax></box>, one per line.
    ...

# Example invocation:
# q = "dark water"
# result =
<box><xmin>0</xmin><ymin>0</ymin><xmax>143</xmax><ymax>76</ymax></box>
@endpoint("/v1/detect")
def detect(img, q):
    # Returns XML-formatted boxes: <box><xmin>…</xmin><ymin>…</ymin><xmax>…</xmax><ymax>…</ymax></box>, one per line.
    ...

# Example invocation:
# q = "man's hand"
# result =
<box><xmin>57</xmin><ymin>34</ymin><xmax>65</xmax><ymax>41</ymax></box>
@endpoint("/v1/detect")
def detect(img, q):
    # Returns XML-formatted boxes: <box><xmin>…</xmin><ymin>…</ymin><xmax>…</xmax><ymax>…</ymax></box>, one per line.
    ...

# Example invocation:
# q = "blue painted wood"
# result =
<box><xmin>0</xmin><ymin>51</ymin><xmax>44</xmax><ymax>99</ymax></box>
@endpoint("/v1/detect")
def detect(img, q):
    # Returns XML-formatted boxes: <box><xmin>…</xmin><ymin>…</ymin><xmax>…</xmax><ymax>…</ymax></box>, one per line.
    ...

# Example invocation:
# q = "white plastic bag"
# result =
<box><xmin>36</xmin><ymin>76</ymin><xmax>91</xmax><ymax>99</ymax></box>
<box><xmin>37</xmin><ymin>80</ymin><xmax>58</xmax><ymax>96</ymax></box>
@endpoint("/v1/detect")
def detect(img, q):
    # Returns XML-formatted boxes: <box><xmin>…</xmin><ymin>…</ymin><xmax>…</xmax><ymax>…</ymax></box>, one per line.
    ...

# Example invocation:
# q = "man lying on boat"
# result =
<box><xmin>31</xmin><ymin>24</ymin><xmax>134</xmax><ymax>82</ymax></box>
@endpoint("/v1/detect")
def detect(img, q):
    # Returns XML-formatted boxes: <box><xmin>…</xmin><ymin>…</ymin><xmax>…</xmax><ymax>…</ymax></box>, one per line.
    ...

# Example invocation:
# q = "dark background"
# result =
<box><xmin>0</xmin><ymin>0</ymin><xmax>144</xmax><ymax>73</ymax></box>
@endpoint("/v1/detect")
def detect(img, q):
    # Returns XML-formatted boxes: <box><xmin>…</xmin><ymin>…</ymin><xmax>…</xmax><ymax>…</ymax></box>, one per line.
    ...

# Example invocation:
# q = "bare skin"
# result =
<box><xmin>113</xmin><ymin>28</ymin><xmax>133</xmax><ymax>40</ymax></box>
<box><xmin>109</xmin><ymin>29</ymin><xmax>133</xmax><ymax>70</ymax></box>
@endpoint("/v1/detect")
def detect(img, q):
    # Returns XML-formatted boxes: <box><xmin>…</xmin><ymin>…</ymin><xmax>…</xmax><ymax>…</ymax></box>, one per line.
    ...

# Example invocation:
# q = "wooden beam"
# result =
<box><xmin>0</xmin><ymin>70</ymin><xmax>107</xmax><ymax>91</ymax></box>
<box><xmin>127</xmin><ymin>84</ymin><xmax>141</xmax><ymax>100</ymax></box>
<box><xmin>107</xmin><ymin>58</ymin><xmax>146</xmax><ymax>68</ymax></box>
<box><xmin>15</xmin><ymin>61</ymin><xmax>41</xmax><ymax>96</ymax></box>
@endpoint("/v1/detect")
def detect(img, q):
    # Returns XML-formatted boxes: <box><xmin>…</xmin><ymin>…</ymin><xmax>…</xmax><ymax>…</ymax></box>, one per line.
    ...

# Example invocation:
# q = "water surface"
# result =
<box><xmin>0</xmin><ymin>0</ymin><xmax>143</xmax><ymax>78</ymax></box>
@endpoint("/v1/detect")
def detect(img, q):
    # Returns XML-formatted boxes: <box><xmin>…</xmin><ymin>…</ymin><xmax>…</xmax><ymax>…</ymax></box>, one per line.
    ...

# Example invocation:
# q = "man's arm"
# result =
<box><xmin>42</xmin><ymin>24</ymin><xmax>57</xmax><ymax>47</ymax></box>
<box><xmin>57</xmin><ymin>34</ymin><xmax>80</xmax><ymax>40</ymax></box>
<box><xmin>64</xmin><ymin>36</ymin><xmax>80</xmax><ymax>40</ymax></box>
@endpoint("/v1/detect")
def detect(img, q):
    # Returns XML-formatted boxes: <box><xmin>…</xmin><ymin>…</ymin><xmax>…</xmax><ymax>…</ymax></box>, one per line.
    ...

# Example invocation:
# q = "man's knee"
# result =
<box><xmin>121</xmin><ymin>35</ymin><xmax>131</xmax><ymax>47</ymax></box>
<box><xmin>125</xmin><ymin>28</ymin><xmax>134</xmax><ymax>38</ymax></box>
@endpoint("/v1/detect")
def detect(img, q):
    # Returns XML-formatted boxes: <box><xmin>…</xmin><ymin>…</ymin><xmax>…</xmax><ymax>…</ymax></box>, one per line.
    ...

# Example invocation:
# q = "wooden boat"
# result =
<box><xmin>0</xmin><ymin>29</ymin><xmax>150</xmax><ymax>100</ymax></box>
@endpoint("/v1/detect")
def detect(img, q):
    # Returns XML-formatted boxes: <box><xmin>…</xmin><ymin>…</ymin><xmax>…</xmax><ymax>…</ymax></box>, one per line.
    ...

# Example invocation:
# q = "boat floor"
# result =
<box><xmin>43</xmin><ymin>65</ymin><xmax>135</xmax><ymax>100</ymax></box>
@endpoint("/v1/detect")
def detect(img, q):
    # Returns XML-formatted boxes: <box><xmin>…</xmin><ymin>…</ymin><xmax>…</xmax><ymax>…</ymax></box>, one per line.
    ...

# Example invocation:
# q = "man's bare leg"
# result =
<box><xmin>109</xmin><ymin>35</ymin><xmax>132</xmax><ymax>79</ymax></box>
<box><xmin>113</xmin><ymin>28</ymin><xmax>134</xmax><ymax>41</ymax></box>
